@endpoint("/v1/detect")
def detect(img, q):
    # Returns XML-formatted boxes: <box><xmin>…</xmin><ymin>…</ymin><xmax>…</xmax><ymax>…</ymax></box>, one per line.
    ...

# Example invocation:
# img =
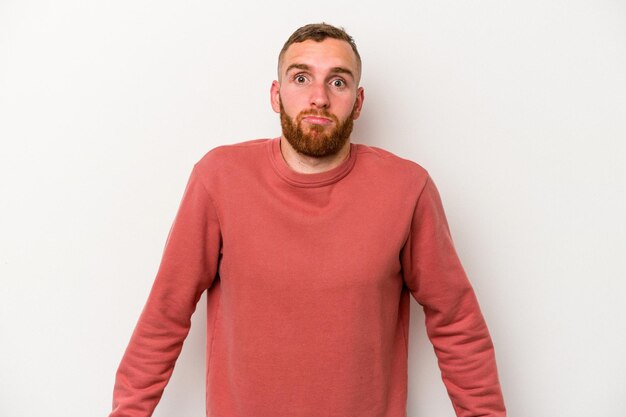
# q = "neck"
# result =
<box><xmin>279</xmin><ymin>137</ymin><xmax>351</xmax><ymax>174</ymax></box>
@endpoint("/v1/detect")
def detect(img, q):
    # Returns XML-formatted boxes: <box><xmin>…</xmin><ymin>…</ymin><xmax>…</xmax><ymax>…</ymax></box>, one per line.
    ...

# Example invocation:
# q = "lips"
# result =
<box><xmin>302</xmin><ymin>116</ymin><xmax>333</xmax><ymax>126</ymax></box>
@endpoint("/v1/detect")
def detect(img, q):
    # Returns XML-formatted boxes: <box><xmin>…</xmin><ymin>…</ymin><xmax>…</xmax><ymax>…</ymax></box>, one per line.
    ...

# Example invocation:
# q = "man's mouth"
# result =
<box><xmin>302</xmin><ymin>116</ymin><xmax>333</xmax><ymax>126</ymax></box>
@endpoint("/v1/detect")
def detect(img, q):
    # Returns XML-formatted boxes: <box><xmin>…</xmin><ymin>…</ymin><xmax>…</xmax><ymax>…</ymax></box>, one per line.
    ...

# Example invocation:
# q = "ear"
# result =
<box><xmin>351</xmin><ymin>87</ymin><xmax>365</xmax><ymax>120</ymax></box>
<box><xmin>270</xmin><ymin>80</ymin><xmax>281</xmax><ymax>113</ymax></box>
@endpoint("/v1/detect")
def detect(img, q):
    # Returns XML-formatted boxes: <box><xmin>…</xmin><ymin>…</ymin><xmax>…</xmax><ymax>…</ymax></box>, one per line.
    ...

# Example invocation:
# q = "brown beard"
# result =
<box><xmin>279</xmin><ymin>100</ymin><xmax>356</xmax><ymax>158</ymax></box>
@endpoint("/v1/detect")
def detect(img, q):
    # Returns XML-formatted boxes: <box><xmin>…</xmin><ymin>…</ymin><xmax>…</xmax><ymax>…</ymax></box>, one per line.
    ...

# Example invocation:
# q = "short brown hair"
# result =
<box><xmin>278</xmin><ymin>23</ymin><xmax>361</xmax><ymax>78</ymax></box>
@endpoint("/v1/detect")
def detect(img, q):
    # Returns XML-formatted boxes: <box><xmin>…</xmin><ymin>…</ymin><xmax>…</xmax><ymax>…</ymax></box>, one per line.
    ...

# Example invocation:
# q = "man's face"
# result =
<box><xmin>271</xmin><ymin>38</ymin><xmax>364</xmax><ymax>158</ymax></box>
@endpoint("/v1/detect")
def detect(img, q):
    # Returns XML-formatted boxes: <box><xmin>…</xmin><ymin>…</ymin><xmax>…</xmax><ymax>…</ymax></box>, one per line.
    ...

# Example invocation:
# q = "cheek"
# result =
<box><xmin>279</xmin><ymin>93</ymin><xmax>304</xmax><ymax>114</ymax></box>
<box><xmin>336</xmin><ymin>95</ymin><xmax>358</xmax><ymax>116</ymax></box>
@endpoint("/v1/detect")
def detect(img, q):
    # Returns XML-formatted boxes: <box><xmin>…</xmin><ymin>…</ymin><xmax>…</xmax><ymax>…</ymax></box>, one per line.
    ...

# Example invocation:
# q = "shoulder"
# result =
<box><xmin>355</xmin><ymin>143</ymin><xmax>428</xmax><ymax>174</ymax></box>
<box><xmin>194</xmin><ymin>138</ymin><xmax>271</xmax><ymax>173</ymax></box>
<box><xmin>186</xmin><ymin>139</ymin><xmax>272</xmax><ymax>194</ymax></box>
<box><xmin>354</xmin><ymin>143</ymin><xmax>430</xmax><ymax>188</ymax></box>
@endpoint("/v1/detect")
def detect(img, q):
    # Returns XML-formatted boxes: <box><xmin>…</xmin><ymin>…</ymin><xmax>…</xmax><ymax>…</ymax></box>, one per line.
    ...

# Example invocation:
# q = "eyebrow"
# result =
<box><xmin>285</xmin><ymin>63</ymin><xmax>355</xmax><ymax>80</ymax></box>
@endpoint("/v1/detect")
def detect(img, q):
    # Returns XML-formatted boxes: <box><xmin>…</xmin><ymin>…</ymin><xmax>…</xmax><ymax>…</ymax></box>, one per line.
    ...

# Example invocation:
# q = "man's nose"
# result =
<box><xmin>310</xmin><ymin>82</ymin><xmax>330</xmax><ymax>108</ymax></box>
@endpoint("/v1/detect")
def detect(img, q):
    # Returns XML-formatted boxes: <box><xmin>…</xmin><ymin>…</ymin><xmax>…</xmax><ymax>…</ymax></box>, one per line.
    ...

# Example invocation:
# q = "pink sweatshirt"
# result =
<box><xmin>110</xmin><ymin>138</ymin><xmax>505</xmax><ymax>417</ymax></box>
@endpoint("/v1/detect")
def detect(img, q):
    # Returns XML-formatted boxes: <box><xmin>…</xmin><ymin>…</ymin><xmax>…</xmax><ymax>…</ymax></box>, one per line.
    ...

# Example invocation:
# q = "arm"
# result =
<box><xmin>109</xmin><ymin>165</ymin><xmax>221</xmax><ymax>417</ymax></box>
<box><xmin>401</xmin><ymin>176</ymin><xmax>506</xmax><ymax>417</ymax></box>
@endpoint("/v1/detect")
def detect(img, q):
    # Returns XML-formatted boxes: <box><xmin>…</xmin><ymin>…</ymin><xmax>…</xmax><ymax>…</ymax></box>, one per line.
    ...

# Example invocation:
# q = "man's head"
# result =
<box><xmin>271</xmin><ymin>23</ymin><xmax>364</xmax><ymax>158</ymax></box>
<box><xmin>277</xmin><ymin>23</ymin><xmax>362</xmax><ymax>83</ymax></box>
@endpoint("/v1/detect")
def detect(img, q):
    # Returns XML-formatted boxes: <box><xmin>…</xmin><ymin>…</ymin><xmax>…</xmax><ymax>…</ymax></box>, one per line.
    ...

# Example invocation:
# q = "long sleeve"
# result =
<box><xmin>109</xmin><ymin>165</ymin><xmax>222</xmax><ymax>417</ymax></box>
<box><xmin>401</xmin><ymin>176</ymin><xmax>506</xmax><ymax>417</ymax></box>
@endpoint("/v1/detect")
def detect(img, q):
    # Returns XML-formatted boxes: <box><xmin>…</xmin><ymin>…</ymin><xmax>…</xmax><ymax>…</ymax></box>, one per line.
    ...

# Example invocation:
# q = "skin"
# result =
<box><xmin>271</xmin><ymin>38</ymin><xmax>365</xmax><ymax>174</ymax></box>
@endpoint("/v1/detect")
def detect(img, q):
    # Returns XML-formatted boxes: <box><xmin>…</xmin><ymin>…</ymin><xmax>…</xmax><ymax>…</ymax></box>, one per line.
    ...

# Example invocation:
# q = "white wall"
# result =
<box><xmin>1</xmin><ymin>1</ymin><xmax>625</xmax><ymax>416</ymax></box>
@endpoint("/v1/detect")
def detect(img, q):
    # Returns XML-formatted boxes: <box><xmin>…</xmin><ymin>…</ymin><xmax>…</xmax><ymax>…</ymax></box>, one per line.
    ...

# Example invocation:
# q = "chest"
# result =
<box><xmin>215</xmin><ymin>177</ymin><xmax>415</xmax><ymax>294</ymax></box>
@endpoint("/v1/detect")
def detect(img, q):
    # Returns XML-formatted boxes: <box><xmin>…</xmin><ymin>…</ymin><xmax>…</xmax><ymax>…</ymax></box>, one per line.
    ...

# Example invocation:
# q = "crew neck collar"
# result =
<box><xmin>268</xmin><ymin>138</ymin><xmax>358</xmax><ymax>188</ymax></box>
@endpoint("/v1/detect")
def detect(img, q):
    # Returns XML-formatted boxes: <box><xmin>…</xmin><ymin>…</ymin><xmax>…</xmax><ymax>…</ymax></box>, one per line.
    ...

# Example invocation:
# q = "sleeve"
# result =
<box><xmin>401</xmin><ymin>175</ymin><xmax>506</xmax><ymax>417</ymax></box>
<box><xmin>109</xmin><ymin>165</ymin><xmax>222</xmax><ymax>417</ymax></box>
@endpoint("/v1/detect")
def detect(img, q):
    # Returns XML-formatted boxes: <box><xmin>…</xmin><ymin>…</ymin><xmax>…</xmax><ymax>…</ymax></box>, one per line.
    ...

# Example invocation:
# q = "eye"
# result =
<box><xmin>294</xmin><ymin>74</ymin><xmax>308</xmax><ymax>84</ymax></box>
<box><xmin>331</xmin><ymin>79</ymin><xmax>346</xmax><ymax>88</ymax></box>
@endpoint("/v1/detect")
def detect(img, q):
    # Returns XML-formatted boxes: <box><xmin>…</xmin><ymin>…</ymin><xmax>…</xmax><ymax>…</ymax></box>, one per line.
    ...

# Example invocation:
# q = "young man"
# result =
<box><xmin>109</xmin><ymin>23</ymin><xmax>506</xmax><ymax>417</ymax></box>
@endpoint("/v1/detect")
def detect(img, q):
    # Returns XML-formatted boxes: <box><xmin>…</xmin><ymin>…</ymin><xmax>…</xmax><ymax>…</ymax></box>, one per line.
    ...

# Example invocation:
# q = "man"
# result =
<box><xmin>110</xmin><ymin>23</ymin><xmax>506</xmax><ymax>417</ymax></box>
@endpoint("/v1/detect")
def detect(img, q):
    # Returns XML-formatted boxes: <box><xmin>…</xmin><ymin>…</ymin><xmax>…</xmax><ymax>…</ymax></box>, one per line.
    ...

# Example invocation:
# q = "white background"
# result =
<box><xmin>1</xmin><ymin>1</ymin><xmax>625</xmax><ymax>416</ymax></box>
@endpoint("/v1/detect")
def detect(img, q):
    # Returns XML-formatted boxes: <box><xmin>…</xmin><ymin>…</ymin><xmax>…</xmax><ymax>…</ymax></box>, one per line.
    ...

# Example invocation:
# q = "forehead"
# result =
<box><xmin>280</xmin><ymin>38</ymin><xmax>359</xmax><ymax>77</ymax></box>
